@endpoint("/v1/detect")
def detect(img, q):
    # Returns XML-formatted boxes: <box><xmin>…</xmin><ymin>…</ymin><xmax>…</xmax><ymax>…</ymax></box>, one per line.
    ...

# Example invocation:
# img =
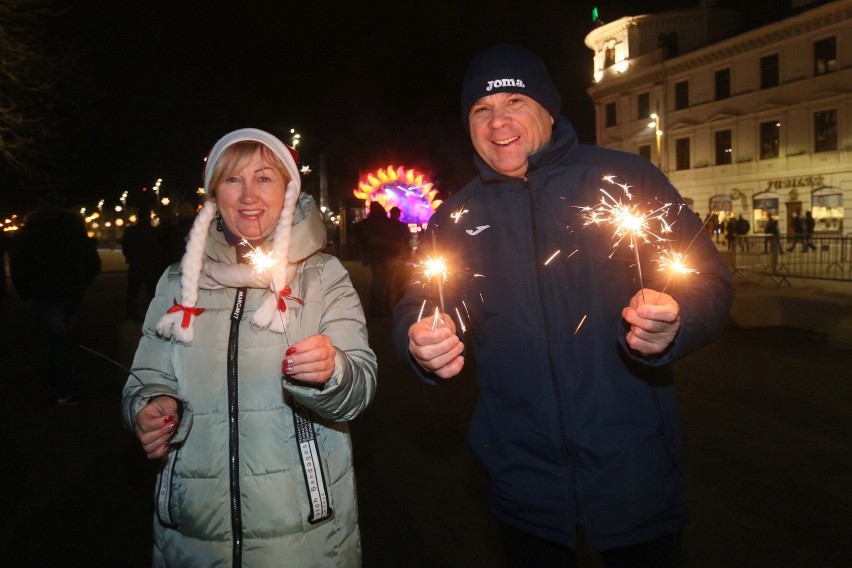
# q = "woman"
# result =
<box><xmin>122</xmin><ymin>128</ymin><xmax>377</xmax><ymax>567</ymax></box>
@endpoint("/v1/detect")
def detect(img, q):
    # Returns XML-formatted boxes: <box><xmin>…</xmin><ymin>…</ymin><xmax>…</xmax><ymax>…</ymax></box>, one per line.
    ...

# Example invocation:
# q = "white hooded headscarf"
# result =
<box><xmin>155</xmin><ymin>128</ymin><xmax>301</xmax><ymax>343</ymax></box>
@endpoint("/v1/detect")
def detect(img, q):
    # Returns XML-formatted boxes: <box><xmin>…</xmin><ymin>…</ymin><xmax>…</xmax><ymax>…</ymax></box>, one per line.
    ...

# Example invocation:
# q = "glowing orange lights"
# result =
<box><xmin>353</xmin><ymin>165</ymin><xmax>442</xmax><ymax>225</ymax></box>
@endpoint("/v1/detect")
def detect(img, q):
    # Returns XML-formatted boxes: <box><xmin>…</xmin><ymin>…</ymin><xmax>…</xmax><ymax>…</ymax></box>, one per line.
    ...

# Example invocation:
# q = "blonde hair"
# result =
<box><xmin>207</xmin><ymin>141</ymin><xmax>291</xmax><ymax>199</ymax></box>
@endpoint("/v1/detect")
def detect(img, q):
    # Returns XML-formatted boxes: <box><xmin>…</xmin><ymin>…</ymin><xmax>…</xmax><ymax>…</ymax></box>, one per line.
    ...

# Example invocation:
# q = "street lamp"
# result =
<box><xmin>648</xmin><ymin>113</ymin><xmax>663</xmax><ymax>170</ymax></box>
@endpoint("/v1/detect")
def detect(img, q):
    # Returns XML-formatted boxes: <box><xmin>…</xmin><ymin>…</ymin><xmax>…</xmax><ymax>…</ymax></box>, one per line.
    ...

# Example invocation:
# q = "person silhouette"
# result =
<box><xmin>122</xmin><ymin>205</ymin><xmax>159</xmax><ymax>322</ymax></box>
<box><xmin>9</xmin><ymin>198</ymin><xmax>101</xmax><ymax>404</ymax></box>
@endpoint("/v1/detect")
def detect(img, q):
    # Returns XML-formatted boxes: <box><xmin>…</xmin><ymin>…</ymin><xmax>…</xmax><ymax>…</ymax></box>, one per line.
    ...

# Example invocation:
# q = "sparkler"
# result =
<box><xmin>654</xmin><ymin>249</ymin><xmax>698</xmax><ymax>296</ymax></box>
<box><xmin>79</xmin><ymin>344</ymin><xmax>167</xmax><ymax>414</ymax></box>
<box><xmin>242</xmin><ymin>218</ymin><xmax>292</xmax><ymax>346</ymax></box>
<box><xmin>579</xmin><ymin>177</ymin><xmax>672</xmax><ymax>303</ymax></box>
<box><xmin>420</xmin><ymin>255</ymin><xmax>448</xmax><ymax>315</ymax></box>
<box><xmin>649</xmin><ymin>207</ymin><xmax>715</xmax><ymax>303</ymax></box>
<box><xmin>242</xmin><ymin>242</ymin><xmax>281</xmax><ymax>275</ymax></box>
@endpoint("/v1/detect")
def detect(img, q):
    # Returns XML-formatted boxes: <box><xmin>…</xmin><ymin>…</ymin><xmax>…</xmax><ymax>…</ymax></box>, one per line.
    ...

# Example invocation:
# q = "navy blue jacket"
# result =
<box><xmin>392</xmin><ymin>118</ymin><xmax>734</xmax><ymax>550</ymax></box>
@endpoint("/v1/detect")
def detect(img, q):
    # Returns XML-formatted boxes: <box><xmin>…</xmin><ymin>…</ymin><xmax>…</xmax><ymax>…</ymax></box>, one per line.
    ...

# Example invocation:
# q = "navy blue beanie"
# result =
<box><xmin>460</xmin><ymin>44</ymin><xmax>561</xmax><ymax>130</ymax></box>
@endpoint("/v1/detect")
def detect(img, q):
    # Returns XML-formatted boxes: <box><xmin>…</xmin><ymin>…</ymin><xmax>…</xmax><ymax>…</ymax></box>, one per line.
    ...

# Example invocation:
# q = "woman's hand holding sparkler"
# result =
<box><xmin>621</xmin><ymin>289</ymin><xmax>681</xmax><ymax>357</ymax></box>
<box><xmin>282</xmin><ymin>334</ymin><xmax>336</xmax><ymax>386</ymax></box>
<box><xmin>408</xmin><ymin>316</ymin><xmax>465</xmax><ymax>379</ymax></box>
<box><xmin>135</xmin><ymin>396</ymin><xmax>179</xmax><ymax>460</ymax></box>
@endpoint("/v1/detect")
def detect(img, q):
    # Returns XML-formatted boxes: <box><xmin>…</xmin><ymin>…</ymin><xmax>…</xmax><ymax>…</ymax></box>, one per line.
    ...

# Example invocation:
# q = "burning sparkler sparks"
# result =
<box><xmin>419</xmin><ymin>255</ymin><xmax>448</xmax><ymax>315</ymax></box>
<box><xmin>241</xmin><ymin>240</ymin><xmax>282</xmax><ymax>274</ymax></box>
<box><xmin>656</xmin><ymin>250</ymin><xmax>698</xmax><ymax>279</ymax></box>
<box><xmin>579</xmin><ymin>177</ymin><xmax>673</xmax><ymax>302</ymax></box>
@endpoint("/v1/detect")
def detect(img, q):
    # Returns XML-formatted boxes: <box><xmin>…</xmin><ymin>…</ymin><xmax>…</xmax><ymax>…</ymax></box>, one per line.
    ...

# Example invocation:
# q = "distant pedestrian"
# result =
<box><xmin>122</xmin><ymin>206</ymin><xmax>159</xmax><ymax>322</ymax></box>
<box><xmin>388</xmin><ymin>206</ymin><xmax>412</xmax><ymax>312</ymax></box>
<box><xmin>725</xmin><ymin>217</ymin><xmax>737</xmax><ymax>252</ymax></box>
<box><xmin>763</xmin><ymin>214</ymin><xmax>781</xmax><ymax>255</ymax></box>
<box><xmin>803</xmin><ymin>210</ymin><xmax>817</xmax><ymax>252</ymax></box>
<box><xmin>787</xmin><ymin>210</ymin><xmax>803</xmax><ymax>252</ymax></box>
<box><xmin>9</xmin><ymin>199</ymin><xmax>101</xmax><ymax>405</ymax></box>
<box><xmin>734</xmin><ymin>214</ymin><xmax>750</xmax><ymax>252</ymax></box>
<box><xmin>710</xmin><ymin>212</ymin><xmax>721</xmax><ymax>243</ymax></box>
<box><xmin>355</xmin><ymin>201</ymin><xmax>397</xmax><ymax>317</ymax></box>
<box><xmin>157</xmin><ymin>201</ymin><xmax>197</xmax><ymax>274</ymax></box>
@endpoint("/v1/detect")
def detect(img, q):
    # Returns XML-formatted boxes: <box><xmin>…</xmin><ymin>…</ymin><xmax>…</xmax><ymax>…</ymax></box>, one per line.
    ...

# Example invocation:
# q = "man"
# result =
<box><xmin>803</xmin><ymin>210</ymin><xmax>817</xmax><ymax>252</ymax></box>
<box><xmin>355</xmin><ymin>201</ymin><xmax>396</xmax><ymax>316</ymax></box>
<box><xmin>734</xmin><ymin>214</ymin><xmax>750</xmax><ymax>252</ymax></box>
<box><xmin>121</xmin><ymin>205</ymin><xmax>159</xmax><ymax>322</ymax></box>
<box><xmin>763</xmin><ymin>214</ymin><xmax>781</xmax><ymax>255</ymax></box>
<box><xmin>10</xmin><ymin>199</ymin><xmax>101</xmax><ymax>405</ymax></box>
<box><xmin>388</xmin><ymin>206</ymin><xmax>412</xmax><ymax>311</ymax></box>
<box><xmin>392</xmin><ymin>44</ymin><xmax>734</xmax><ymax>566</ymax></box>
<box><xmin>787</xmin><ymin>210</ymin><xmax>803</xmax><ymax>252</ymax></box>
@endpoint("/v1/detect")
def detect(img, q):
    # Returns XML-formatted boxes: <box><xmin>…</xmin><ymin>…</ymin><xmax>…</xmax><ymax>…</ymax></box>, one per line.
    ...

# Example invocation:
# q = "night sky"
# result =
<box><xmin>3</xmin><ymin>0</ymin><xmax>790</xmax><ymax>214</ymax></box>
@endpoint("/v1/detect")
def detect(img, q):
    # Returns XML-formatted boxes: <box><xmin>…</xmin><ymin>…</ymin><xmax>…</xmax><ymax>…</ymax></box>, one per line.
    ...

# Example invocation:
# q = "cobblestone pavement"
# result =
<box><xmin>1</xmin><ymin>253</ymin><xmax>849</xmax><ymax>567</ymax></box>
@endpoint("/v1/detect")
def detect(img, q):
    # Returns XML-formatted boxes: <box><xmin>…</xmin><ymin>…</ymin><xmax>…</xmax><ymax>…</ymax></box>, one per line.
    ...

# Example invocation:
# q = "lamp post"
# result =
<box><xmin>648</xmin><ymin>113</ymin><xmax>663</xmax><ymax>171</ymax></box>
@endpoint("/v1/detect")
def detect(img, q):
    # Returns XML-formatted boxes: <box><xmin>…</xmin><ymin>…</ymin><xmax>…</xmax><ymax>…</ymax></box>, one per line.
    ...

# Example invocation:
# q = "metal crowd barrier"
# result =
<box><xmin>728</xmin><ymin>235</ymin><xmax>852</xmax><ymax>285</ymax></box>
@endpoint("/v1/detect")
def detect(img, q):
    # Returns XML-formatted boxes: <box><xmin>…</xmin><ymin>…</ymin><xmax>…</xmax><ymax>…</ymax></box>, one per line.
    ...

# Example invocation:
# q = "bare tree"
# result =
<box><xmin>0</xmin><ymin>0</ymin><xmax>66</xmax><ymax>181</ymax></box>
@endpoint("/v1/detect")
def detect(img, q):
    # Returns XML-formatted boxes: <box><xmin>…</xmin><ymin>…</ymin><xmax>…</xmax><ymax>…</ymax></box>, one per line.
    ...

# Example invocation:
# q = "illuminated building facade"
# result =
<box><xmin>585</xmin><ymin>0</ymin><xmax>852</xmax><ymax>236</ymax></box>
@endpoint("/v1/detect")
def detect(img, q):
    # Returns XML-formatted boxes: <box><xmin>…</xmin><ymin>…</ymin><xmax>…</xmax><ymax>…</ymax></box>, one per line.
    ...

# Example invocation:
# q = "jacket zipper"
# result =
<box><xmin>228</xmin><ymin>288</ymin><xmax>247</xmax><ymax>567</ymax></box>
<box><xmin>524</xmin><ymin>173</ymin><xmax>578</xmax><ymax>501</ymax></box>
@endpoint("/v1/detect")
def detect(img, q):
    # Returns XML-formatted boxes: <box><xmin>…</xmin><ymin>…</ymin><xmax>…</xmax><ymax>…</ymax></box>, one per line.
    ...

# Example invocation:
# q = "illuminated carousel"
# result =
<box><xmin>352</xmin><ymin>165</ymin><xmax>442</xmax><ymax>227</ymax></box>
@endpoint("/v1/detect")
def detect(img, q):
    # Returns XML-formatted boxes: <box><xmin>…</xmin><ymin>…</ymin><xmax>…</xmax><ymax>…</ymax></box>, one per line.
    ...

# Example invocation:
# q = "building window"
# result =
<box><xmin>814</xmin><ymin>37</ymin><xmax>836</xmax><ymax>75</ymax></box>
<box><xmin>715</xmin><ymin>130</ymin><xmax>733</xmax><ymax>165</ymax></box>
<box><xmin>811</xmin><ymin>189</ymin><xmax>843</xmax><ymax>233</ymax></box>
<box><xmin>674</xmin><ymin>81</ymin><xmax>689</xmax><ymax>110</ymax></box>
<box><xmin>715</xmin><ymin>68</ymin><xmax>731</xmax><ymax>100</ymax></box>
<box><xmin>675</xmin><ymin>138</ymin><xmax>690</xmax><ymax>170</ymax></box>
<box><xmin>814</xmin><ymin>109</ymin><xmax>837</xmax><ymax>152</ymax></box>
<box><xmin>759</xmin><ymin>121</ymin><xmax>780</xmax><ymax>159</ymax></box>
<box><xmin>604</xmin><ymin>45</ymin><xmax>616</xmax><ymax>69</ymax></box>
<box><xmin>637</xmin><ymin>92</ymin><xmax>650</xmax><ymax>120</ymax></box>
<box><xmin>760</xmin><ymin>54</ymin><xmax>779</xmax><ymax>89</ymax></box>
<box><xmin>638</xmin><ymin>144</ymin><xmax>651</xmax><ymax>161</ymax></box>
<box><xmin>605</xmin><ymin>102</ymin><xmax>617</xmax><ymax>127</ymax></box>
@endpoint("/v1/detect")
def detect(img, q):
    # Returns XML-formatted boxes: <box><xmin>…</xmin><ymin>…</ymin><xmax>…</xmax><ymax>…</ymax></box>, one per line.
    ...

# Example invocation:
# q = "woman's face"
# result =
<box><xmin>215</xmin><ymin>147</ymin><xmax>287</xmax><ymax>240</ymax></box>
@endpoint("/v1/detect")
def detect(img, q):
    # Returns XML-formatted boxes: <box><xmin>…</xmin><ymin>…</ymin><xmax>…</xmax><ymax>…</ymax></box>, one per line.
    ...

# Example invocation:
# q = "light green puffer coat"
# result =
<box><xmin>122</xmin><ymin>196</ymin><xmax>377</xmax><ymax>567</ymax></box>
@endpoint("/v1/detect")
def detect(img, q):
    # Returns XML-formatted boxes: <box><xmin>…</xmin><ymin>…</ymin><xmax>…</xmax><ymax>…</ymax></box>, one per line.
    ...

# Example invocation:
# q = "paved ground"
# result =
<box><xmin>1</xmin><ymin>252</ymin><xmax>850</xmax><ymax>567</ymax></box>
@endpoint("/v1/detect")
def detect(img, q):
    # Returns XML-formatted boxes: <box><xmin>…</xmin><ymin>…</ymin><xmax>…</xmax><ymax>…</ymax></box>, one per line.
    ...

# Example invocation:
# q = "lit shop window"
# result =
<box><xmin>811</xmin><ymin>188</ymin><xmax>843</xmax><ymax>233</ymax></box>
<box><xmin>752</xmin><ymin>193</ymin><xmax>779</xmax><ymax>233</ymax></box>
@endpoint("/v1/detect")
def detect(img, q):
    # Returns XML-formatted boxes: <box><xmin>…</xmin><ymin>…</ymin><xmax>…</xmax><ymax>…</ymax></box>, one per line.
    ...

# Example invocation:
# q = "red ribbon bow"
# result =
<box><xmin>277</xmin><ymin>286</ymin><xmax>305</xmax><ymax>312</ymax></box>
<box><xmin>167</xmin><ymin>300</ymin><xmax>206</xmax><ymax>328</ymax></box>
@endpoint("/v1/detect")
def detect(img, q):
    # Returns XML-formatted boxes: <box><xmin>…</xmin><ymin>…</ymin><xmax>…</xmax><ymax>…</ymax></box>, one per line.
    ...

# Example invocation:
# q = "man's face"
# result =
<box><xmin>468</xmin><ymin>92</ymin><xmax>554</xmax><ymax>178</ymax></box>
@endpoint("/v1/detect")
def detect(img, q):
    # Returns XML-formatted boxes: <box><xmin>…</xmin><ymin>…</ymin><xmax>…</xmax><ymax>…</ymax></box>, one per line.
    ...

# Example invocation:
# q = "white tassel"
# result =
<box><xmin>155</xmin><ymin>200</ymin><xmax>218</xmax><ymax>343</ymax></box>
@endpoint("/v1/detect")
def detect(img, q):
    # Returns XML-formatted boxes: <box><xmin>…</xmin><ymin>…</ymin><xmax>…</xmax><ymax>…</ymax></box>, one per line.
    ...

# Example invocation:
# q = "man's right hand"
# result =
<box><xmin>408</xmin><ymin>315</ymin><xmax>465</xmax><ymax>379</ymax></box>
